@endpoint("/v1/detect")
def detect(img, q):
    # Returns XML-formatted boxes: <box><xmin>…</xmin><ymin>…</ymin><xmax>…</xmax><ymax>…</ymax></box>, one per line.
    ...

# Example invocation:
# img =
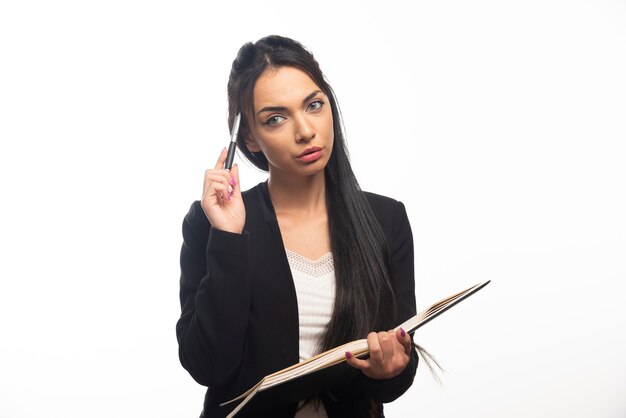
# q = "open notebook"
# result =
<box><xmin>223</xmin><ymin>280</ymin><xmax>491</xmax><ymax>417</ymax></box>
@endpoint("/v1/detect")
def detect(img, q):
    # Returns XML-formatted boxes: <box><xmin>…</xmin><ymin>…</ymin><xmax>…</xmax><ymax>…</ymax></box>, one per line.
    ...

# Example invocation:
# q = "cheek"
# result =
<box><xmin>325</xmin><ymin>115</ymin><xmax>335</xmax><ymax>145</ymax></box>
<box><xmin>257</xmin><ymin>137</ymin><xmax>288</xmax><ymax>166</ymax></box>
<box><xmin>327</xmin><ymin>108</ymin><xmax>334</xmax><ymax>132</ymax></box>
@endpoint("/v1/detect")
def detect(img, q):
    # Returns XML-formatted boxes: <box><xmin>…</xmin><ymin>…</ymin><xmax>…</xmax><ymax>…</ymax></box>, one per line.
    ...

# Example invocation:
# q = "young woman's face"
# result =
<box><xmin>247</xmin><ymin>66</ymin><xmax>334</xmax><ymax>178</ymax></box>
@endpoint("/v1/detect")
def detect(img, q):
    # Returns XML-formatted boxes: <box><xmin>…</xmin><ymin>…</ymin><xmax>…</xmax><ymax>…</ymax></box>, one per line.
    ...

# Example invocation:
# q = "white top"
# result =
<box><xmin>285</xmin><ymin>249</ymin><xmax>335</xmax><ymax>418</ymax></box>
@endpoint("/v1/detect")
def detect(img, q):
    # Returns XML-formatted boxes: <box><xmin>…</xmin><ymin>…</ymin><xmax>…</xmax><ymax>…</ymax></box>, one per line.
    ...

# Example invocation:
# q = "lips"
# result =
<box><xmin>296</xmin><ymin>146</ymin><xmax>323</xmax><ymax>163</ymax></box>
<box><xmin>298</xmin><ymin>147</ymin><xmax>322</xmax><ymax>158</ymax></box>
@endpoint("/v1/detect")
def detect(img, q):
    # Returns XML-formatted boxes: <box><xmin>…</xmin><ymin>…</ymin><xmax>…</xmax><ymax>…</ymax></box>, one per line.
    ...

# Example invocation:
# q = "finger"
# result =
<box><xmin>203</xmin><ymin>172</ymin><xmax>213</xmax><ymax>196</ymax></box>
<box><xmin>345</xmin><ymin>351</ymin><xmax>370</xmax><ymax>371</ymax></box>
<box><xmin>204</xmin><ymin>174</ymin><xmax>231</xmax><ymax>203</ymax></box>
<box><xmin>208</xmin><ymin>178</ymin><xmax>230</xmax><ymax>194</ymax></box>
<box><xmin>206</xmin><ymin>167</ymin><xmax>235</xmax><ymax>194</ymax></box>
<box><xmin>204</xmin><ymin>172</ymin><xmax>230</xmax><ymax>193</ymax></box>
<box><xmin>367</xmin><ymin>332</ymin><xmax>384</xmax><ymax>365</ymax></box>
<box><xmin>214</xmin><ymin>147</ymin><xmax>228</xmax><ymax>170</ymax></box>
<box><xmin>397</xmin><ymin>327</ymin><xmax>412</xmax><ymax>355</ymax></box>
<box><xmin>213</xmin><ymin>171</ymin><xmax>234</xmax><ymax>196</ymax></box>
<box><xmin>230</xmin><ymin>163</ymin><xmax>241</xmax><ymax>195</ymax></box>
<box><xmin>377</xmin><ymin>331</ymin><xmax>395</xmax><ymax>363</ymax></box>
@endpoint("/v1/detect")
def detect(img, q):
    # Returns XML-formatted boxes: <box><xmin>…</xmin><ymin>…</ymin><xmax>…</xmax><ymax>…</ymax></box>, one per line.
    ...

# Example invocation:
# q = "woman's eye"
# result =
<box><xmin>264</xmin><ymin>115</ymin><xmax>285</xmax><ymax>126</ymax></box>
<box><xmin>308</xmin><ymin>100</ymin><xmax>324</xmax><ymax>111</ymax></box>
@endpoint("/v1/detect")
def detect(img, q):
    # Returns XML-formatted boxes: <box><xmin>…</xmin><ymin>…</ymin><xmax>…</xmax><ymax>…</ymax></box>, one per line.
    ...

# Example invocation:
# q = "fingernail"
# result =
<box><xmin>230</xmin><ymin>177</ymin><xmax>236</xmax><ymax>187</ymax></box>
<box><xmin>226</xmin><ymin>193</ymin><xmax>231</xmax><ymax>201</ymax></box>
<box><xmin>400</xmin><ymin>328</ymin><xmax>406</xmax><ymax>338</ymax></box>
<box><xmin>345</xmin><ymin>352</ymin><xmax>352</xmax><ymax>359</ymax></box>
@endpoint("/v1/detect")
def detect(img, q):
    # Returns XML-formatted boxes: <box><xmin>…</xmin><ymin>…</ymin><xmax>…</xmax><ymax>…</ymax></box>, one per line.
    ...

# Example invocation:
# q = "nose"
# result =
<box><xmin>294</xmin><ymin>114</ymin><xmax>316</xmax><ymax>143</ymax></box>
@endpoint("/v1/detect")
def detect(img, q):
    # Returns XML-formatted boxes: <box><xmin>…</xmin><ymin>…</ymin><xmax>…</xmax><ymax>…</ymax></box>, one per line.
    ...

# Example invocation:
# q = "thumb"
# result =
<box><xmin>397</xmin><ymin>328</ymin><xmax>412</xmax><ymax>355</ymax></box>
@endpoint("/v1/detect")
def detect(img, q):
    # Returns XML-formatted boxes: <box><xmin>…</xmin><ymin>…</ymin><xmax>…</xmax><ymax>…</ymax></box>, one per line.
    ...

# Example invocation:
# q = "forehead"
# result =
<box><xmin>253</xmin><ymin>66</ymin><xmax>321</xmax><ymax>108</ymax></box>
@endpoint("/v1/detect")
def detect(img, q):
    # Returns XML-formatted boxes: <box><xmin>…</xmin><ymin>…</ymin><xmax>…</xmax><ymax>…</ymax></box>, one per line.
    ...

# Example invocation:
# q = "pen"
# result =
<box><xmin>225</xmin><ymin>113</ymin><xmax>241</xmax><ymax>171</ymax></box>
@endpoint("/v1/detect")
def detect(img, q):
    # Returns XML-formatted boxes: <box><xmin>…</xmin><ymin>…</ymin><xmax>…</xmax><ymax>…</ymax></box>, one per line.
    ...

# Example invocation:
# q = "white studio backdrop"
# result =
<box><xmin>1</xmin><ymin>1</ymin><xmax>625</xmax><ymax>417</ymax></box>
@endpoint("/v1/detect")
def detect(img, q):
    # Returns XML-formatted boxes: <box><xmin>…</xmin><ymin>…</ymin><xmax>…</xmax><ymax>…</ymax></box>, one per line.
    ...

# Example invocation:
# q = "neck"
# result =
<box><xmin>268</xmin><ymin>170</ymin><xmax>327</xmax><ymax>216</ymax></box>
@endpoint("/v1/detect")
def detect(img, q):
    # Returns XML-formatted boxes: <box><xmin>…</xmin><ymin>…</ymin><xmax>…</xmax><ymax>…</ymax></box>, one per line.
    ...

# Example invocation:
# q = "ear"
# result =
<box><xmin>243</xmin><ymin>131</ymin><xmax>262</xmax><ymax>153</ymax></box>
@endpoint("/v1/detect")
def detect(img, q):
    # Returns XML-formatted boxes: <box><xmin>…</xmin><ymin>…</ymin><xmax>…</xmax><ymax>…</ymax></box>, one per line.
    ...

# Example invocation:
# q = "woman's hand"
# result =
<box><xmin>201</xmin><ymin>148</ymin><xmax>245</xmax><ymax>234</ymax></box>
<box><xmin>345</xmin><ymin>328</ymin><xmax>412</xmax><ymax>380</ymax></box>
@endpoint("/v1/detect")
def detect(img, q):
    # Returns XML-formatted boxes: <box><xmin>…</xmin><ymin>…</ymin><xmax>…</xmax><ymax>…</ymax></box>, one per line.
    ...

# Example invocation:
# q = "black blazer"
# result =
<box><xmin>177</xmin><ymin>182</ymin><xmax>418</xmax><ymax>417</ymax></box>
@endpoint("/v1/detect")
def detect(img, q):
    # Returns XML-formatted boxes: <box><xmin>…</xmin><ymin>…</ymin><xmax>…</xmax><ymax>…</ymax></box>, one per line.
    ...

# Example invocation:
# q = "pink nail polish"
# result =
<box><xmin>230</xmin><ymin>177</ymin><xmax>236</xmax><ymax>187</ymax></box>
<box><xmin>400</xmin><ymin>328</ymin><xmax>406</xmax><ymax>338</ymax></box>
<box><xmin>345</xmin><ymin>352</ymin><xmax>352</xmax><ymax>359</ymax></box>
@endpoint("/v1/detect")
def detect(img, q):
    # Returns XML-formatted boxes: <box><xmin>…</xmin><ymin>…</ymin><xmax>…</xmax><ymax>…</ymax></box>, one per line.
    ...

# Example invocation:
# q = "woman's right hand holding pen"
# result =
<box><xmin>201</xmin><ymin>148</ymin><xmax>245</xmax><ymax>234</ymax></box>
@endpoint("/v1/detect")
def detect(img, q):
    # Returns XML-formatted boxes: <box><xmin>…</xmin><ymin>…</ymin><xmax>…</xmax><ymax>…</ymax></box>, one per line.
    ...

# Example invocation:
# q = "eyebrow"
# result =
<box><xmin>256</xmin><ymin>90</ymin><xmax>323</xmax><ymax>115</ymax></box>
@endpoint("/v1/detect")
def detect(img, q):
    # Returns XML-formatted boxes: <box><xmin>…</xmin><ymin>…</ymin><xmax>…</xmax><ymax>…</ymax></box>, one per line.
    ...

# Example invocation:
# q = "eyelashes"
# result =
<box><xmin>262</xmin><ymin>99</ymin><xmax>325</xmax><ymax>127</ymax></box>
<box><xmin>264</xmin><ymin>115</ymin><xmax>285</xmax><ymax>127</ymax></box>
<box><xmin>307</xmin><ymin>100</ymin><xmax>323</xmax><ymax>111</ymax></box>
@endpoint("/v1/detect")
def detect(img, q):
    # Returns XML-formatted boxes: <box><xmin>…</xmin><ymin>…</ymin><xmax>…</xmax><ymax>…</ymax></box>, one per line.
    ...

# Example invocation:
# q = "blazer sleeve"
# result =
<box><xmin>360</xmin><ymin>200</ymin><xmax>419</xmax><ymax>403</ymax></box>
<box><xmin>176</xmin><ymin>201</ymin><xmax>252</xmax><ymax>387</ymax></box>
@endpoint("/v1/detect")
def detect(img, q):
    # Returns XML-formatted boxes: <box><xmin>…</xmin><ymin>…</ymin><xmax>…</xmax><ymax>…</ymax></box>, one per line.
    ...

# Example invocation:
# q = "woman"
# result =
<box><xmin>177</xmin><ymin>35</ymin><xmax>418</xmax><ymax>417</ymax></box>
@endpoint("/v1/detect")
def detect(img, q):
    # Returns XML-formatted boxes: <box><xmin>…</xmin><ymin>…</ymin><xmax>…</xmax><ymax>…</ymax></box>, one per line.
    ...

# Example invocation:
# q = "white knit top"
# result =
<box><xmin>285</xmin><ymin>249</ymin><xmax>335</xmax><ymax>418</ymax></box>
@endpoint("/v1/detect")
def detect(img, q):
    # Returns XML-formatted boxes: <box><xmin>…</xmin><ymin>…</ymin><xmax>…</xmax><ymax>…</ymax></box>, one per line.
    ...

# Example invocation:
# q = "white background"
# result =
<box><xmin>1</xmin><ymin>1</ymin><xmax>625</xmax><ymax>417</ymax></box>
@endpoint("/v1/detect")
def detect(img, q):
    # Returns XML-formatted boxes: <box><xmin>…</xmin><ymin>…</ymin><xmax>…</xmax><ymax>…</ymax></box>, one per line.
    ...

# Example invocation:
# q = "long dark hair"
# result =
<box><xmin>227</xmin><ymin>35</ymin><xmax>397</xmax><ymax>351</ymax></box>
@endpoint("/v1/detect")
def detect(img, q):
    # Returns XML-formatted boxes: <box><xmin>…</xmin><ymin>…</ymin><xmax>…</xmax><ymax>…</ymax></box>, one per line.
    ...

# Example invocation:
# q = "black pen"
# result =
<box><xmin>225</xmin><ymin>113</ymin><xmax>241</xmax><ymax>171</ymax></box>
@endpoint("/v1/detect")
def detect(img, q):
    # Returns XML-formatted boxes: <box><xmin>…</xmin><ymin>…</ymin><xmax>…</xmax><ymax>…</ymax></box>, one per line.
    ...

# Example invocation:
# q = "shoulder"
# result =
<box><xmin>241</xmin><ymin>181</ymin><xmax>266</xmax><ymax>204</ymax></box>
<box><xmin>362</xmin><ymin>191</ymin><xmax>407</xmax><ymax>218</ymax></box>
<box><xmin>361</xmin><ymin>190</ymin><xmax>411</xmax><ymax>238</ymax></box>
